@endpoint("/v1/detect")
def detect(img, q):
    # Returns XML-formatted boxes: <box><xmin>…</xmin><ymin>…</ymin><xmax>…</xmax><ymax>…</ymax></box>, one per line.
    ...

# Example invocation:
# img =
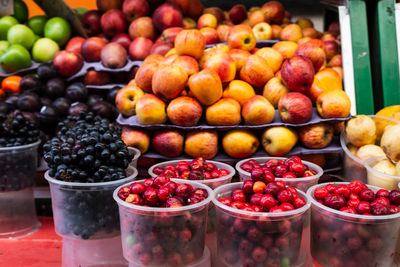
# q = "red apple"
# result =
<box><xmin>217</xmin><ymin>24</ymin><xmax>231</xmax><ymax>42</ymax></box>
<box><xmin>129</xmin><ymin>37</ymin><xmax>153</xmax><ymax>60</ymax></box>
<box><xmin>152</xmin><ymin>64</ymin><xmax>188</xmax><ymax>100</ymax></box>
<box><xmin>328</xmin><ymin>21</ymin><xmax>340</xmax><ymax>36</ymax></box>
<box><xmin>175</xmin><ymin>29</ymin><xmax>205</xmax><ymax>59</ymax></box>
<box><xmin>96</xmin><ymin>33</ymin><xmax>109</xmax><ymax>43</ymax></box>
<box><xmin>84</xmin><ymin>70</ymin><xmax>111</xmax><ymax>85</ymax></box>
<box><xmin>129</xmin><ymin>17</ymin><xmax>156</xmax><ymax>40</ymax></box>
<box><xmin>152</xmin><ymin>3</ymin><xmax>183</xmax><ymax>31</ymax></box>
<box><xmin>204</xmin><ymin>7</ymin><xmax>225</xmax><ymax>23</ymax></box>
<box><xmin>167</xmin><ymin>0</ymin><xmax>190</xmax><ymax>14</ymax></box>
<box><xmin>171</xmin><ymin>55</ymin><xmax>199</xmax><ymax>76</ymax></box>
<box><xmin>323</xmin><ymin>40</ymin><xmax>339</xmax><ymax>61</ymax></box>
<box><xmin>152</xmin><ymin>130</ymin><xmax>184</xmax><ymax>157</ymax></box>
<box><xmin>135</xmin><ymin>61</ymin><xmax>159</xmax><ymax>92</ymax></box>
<box><xmin>200</xmin><ymin>27</ymin><xmax>219</xmax><ymax>45</ymax></box>
<box><xmin>159</xmin><ymin>27</ymin><xmax>183</xmax><ymax>44</ymax></box>
<box><xmin>151</xmin><ymin>42</ymin><xmax>173</xmax><ymax>56</ymax></box>
<box><xmin>278</xmin><ymin>92</ymin><xmax>313</xmax><ymax>124</ymax></box>
<box><xmin>101</xmin><ymin>42</ymin><xmax>127</xmax><ymax>68</ymax></box>
<box><xmin>229</xmin><ymin>4</ymin><xmax>247</xmax><ymax>24</ymax></box>
<box><xmin>262</xmin><ymin>1</ymin><xmax>284</xmax><ymax>24</ymax></box>
<box><xmin>53</xmin><ymin>51</ymin><xmax>83</xmax><ymax>76</ymax></box>
<box><xmin>167</xmin><ymin>96</ymin><xmax>202</xmax><ymax>126</ymax></box>
<box><xmin>96</xmin><ymin>0</ymin><xmax>122</xmax><ymax>12</ymax></box>
<box><xmin>294</xmin><ymin>39</ymin><xmax>326</xmax><ymax>71</ymax></box>
<box><xmin>65</xmin><ymin>37</ymin><xmax>85</xmax><ymax>55</ymax></box>
<box><xmin>298</xmin><ymin>123</ymin><xmax>334</xmax><ymax>148</ymax></box>
<box><xmin>281</xmin><ymin>56</ymin><xmax>314</xmax><ymax>93</ymax></box>
<box><xmin>111</xmin><ymin>33</ymin><xmax>131</xmax><ymax>51</ymax></box>
<box><xmin>121</xmin><ymin>127</ymin><xmax>150</xmax><ymax>153</ymax></box>
<box><xmin>204</xmin><ymin>52</ymin><xmax>236</xmax><ymax>83</ymax></box>
<box><xmin>81</xmin><ymin>10</ymin><xmax>102</xmax><ymax>36</ymax></box>
<box><xmin>100</xmin><ymin>9</ymin><xmax>127</xmax><ymax>37</ymax></box>
<box><xmin>227</xmin><ymin>25</ymin><xmax>256</xmax><ymax>51</ymax></box>
<box><xmin>122</xmin><ymin>0</ymin><xmax>149</xmax><ymax>22</ymax></box>
<box><xmin>185</xmin><ymin>0</ymin><xmax>204</xmax><ymax>20</ymax></box>
<box><xmin>81</xmin><ymin>37</ymin><xmax>107</xmax><ymax>62</ymax></box>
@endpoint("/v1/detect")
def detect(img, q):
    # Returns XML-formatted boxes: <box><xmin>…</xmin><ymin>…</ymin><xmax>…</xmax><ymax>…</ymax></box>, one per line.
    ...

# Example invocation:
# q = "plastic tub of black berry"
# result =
<box><xmin>128</xmin><ymin>147</ymin><xmax>141</xmax><ymax>169</ymax></box>
<box><xmin>212</xmin><ymin>182</ymin><xmax>311</xmax><ymax>267</ymax></box>
<box><xmin>0</xmin><ymin>140</ymin><xmax>41</xmax><ymax>238</ymax></box>
<box><xmin>113</xmin><ymin>178</ymin><xmax>214</xmax><ymax>266</ymax></box>
<box><xmin>307</xmin><ymin>182</ymin><xmax>400</xmax><ymax>267</ymax></box>
<box><xmin>236</xmin><ymin>156</ymin><xmax>323</xmax><ymax>192</ymax></box>
<box><xmin>45</xmin><ymin>166</ymin><xmax>138</xmax><ymax>240</ymax></box>
<box><xmin>148</xmin><ymin>158</ymin><xmax>235</xmax><ymax>190</ymax></box>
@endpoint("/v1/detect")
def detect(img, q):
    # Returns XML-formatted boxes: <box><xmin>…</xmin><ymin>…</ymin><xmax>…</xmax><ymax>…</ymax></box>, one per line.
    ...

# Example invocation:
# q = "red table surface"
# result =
<box><xmin>0</xmin><ymin>217</ymin><xmax>62</xmax><ymax>267</ymax></box>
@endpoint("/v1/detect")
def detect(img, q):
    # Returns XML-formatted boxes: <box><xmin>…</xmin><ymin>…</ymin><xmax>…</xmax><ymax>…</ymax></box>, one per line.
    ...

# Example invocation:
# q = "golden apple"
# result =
<box><xmin>222</xmin><ymin>130</ymin><xmax>259</xmax><ymax>158</ymax></box>
<box><xmin>174</xmin><ymin>29</ymin><xmax>206</xmax><ymax>59</ymax></box>
<box><xmin>262</xmin><ymin>127</ymin><xmax>298</xmax><ymax>156</ymax></box>
<box><xmin>223</xmin><ymin>80</ymin><xmax>255</xmax><ymax>106</ymax></box>
<box><xmin>152</xmin><ymin>64</ymin><xmax>188</xmax><ymax>100</ymax></box>
<box><xmin>242</xmin><ymin>95</ymin><xmax>275</xmax><ymax>125</ymax></box>
<box><xmin>280</xmin><ymin>24</ymin><xmax>303</xmax><ymax>42</ymax></box>
<box><xmin>272</xmin><ymin>41</ymin><xmax>298</xmax><ymax>59</ymax></box>
<box><xmin>206</xmin><ymin>98</ymin><xmax>241</xmax><ymax>126</ymax></box>
<box><xmin>316</xmin><ymin>90</ymin><xmax>351</xmax><ymax>118</ymax></box>
<box><xmin>115</xmin><ymin>85</ymin><xmax>144</xmax><ymax>117</ymax></box>
<box><xmin>188</xmin><ymin>68</ymin><xmax>223</xmax><ymax>105</ymax></box>
<box><xmin>167</xmin><ymin>96</ymin><xmax>203</xmax><ymax>126</ymax></box>
<box><xmin>240</xmin><ymin>54</ymin><xmax>274</xmax><ymax>87</ymax></box>
<box><xmin>185</xmin><ymin>130</ymin><xmax>218</xmax><ymax>159</ymax></box>
<box><xmin>298</xmin><ymin>123</ymin><xmax>334</xmax><ymax>149</ymax></box>
<box><xmin>203</xmin><ymin>52</ymin><xmax>236</xmax><ymax>83</ymax></box>
<box><xmin>136</xmin><ymin>94</ymin><xmax>167</xmax><ymax>125</ymax></box>
<box><xmin>255</xmin><ymin>47</ymin><xmax>283</xmax><ymax>73</ymax></box>
<box><xmin>121</xmin><ymin>127</ymin><xmax>150</xmax><ymax>153</ymax></box>
<box><xmin>252</xmin><ymin>22</ymin><xmax>272</xmax><ymax>40</ymax></box>
<box><xmin>263</xmin><ymin>77</ymin><xmax>289</xmax><ymax>108</ymax></box>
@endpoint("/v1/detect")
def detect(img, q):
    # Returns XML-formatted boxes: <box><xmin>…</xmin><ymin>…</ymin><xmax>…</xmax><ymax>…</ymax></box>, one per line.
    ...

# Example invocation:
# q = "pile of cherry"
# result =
<box><xmin>152</xmin><ymin>157</ymin><xmax>229</xmax><ymax>180</ymax></box>
<box><xmin>311</xmin><ymin>182</ymin><xmax>400</xmax><ymax>266</ymax></box>
<box><xmin>117</xmin><ymin>178</ymin><xmax>209</xmax><ymax>265</ymax></box>
<box><xmin>240</xmin><ymin>156</ymin><xmax>317</xmax><ymax>179</ymax></box>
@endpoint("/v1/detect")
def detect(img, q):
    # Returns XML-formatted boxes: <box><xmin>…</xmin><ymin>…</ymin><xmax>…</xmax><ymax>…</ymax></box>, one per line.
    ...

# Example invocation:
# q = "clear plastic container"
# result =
<box><xmin>128</xmin><ymin>246</ymin><xmax>211</xmax><ymax>267</ymax></box>
<box><xmin>0</xmin><ymin>140</ymin><xmax>41</xmax><ymax>238</ymax></box>
<box><xmin>213</xmin><ymin>182</ymin><xmax>311</xmax><ymax>267</ymax></box>
<box><xmin>307</xmin><ymin>182</ymin><xmax>400</xmax><ymax>267</ymax></box>
<box><xmin>114</xmin><ymin>179</ymin><xmax>214</xmax><ymax>266</ymax></box>
<box><xmin>128</xmin><ymin>147</ymin><xmax>141</xmax><ymax>169</ymax></box>
<box><xmin>340</xmin><ymin>115</ymin><xmax>400</xmax><ymax>183</ymax></box>
<box><xmin>148</xmin><ymin>159</ymin><xmax>235</xmax><ymax>190</ymax></box>
<box><xmin>364</xmin><ymin>156</ymin><xmax>400</xmax><ymax>190</ymax></box>
<box><xmin>235</xmin><ymin>157</ymin><xmax>323</xmax><ymax>192</ymax></box>
<box><xmin>62</xmin><ymin>235</ymin><xmax>128</xmax><ymax>267</ymax></box>
<box><xmin>45</xmin><ymin>167</ymin><xmax>138</xmax><ymax>240</ymax></box>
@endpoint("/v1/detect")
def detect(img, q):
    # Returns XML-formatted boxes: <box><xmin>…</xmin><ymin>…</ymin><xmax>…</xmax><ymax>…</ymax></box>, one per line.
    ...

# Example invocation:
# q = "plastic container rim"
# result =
<box><xmin>44</xmin><ymin>166</ymin><xmax>138</xmax><ymax>188</ymax></box>
<box><xmin>128</xmin><ymin>147</ymin><xmax>141</xmax><ymax>161</ymax></box>
<box><xmin>307</xmin><ymin>182</ymin><xmax>400</xmax><ymax>221</ymax></box>
<box><xmin>235</xmin><ymin>156</ymin><xmax>323</xmax><ymax>182</ymax></box>
<box><xmin>364</xmin><ymin>155</ymin><xmax>400</xmax><ymax>182</ymax></box>
<box><xmin>113</xmin><ymin>178</ymin><xmax>214</xmax><ymax>213</ymax></box>
<box><xmin>0</xmin><ymin>139</ymin><xmax>41</xmax><ymax>152</ymax></box>
<box><xmin>148</xmin><ymin>159</ymin><xmax>236</xmax><ymax>184</ymax></box>
<box><xmin>340</xmin><ymin>115</ymin><xmax>400</xmax><ymax>166</ymax></box>
<box><xmin>212</xmin><ymin>181</ymin><xmax>311</xmax><ymax>218</ymax></box>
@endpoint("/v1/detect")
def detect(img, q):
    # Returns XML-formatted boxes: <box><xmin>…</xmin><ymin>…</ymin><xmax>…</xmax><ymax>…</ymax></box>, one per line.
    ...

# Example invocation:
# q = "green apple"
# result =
<box><xmin>28</xmin><ymin>15</ymin><xmax>48</xmax><ymax>37</ymax></box>
<box><xmin>7</xmin><ymin>24</ymin><xmax>35</xmax><ymax>50</ymax></box>
<box><xmin>0</xmin><ymin>41</ymin><xmax>10</xmax><ymax>57</ymax></box>
<box><xmin>44</xmin><ymin>17</ymin><xmax>71</xmax><ymax>46</ymax></box>
<box><xmin>0</xmin><ymin>44</ymin><xmax>31</xmax><ymax>72</ymax></box>
<box><xmin>0</xmin><ymin>16</ymin><xmax>19</xmax><ymax>40</ymax></box>
<box><xmin>32</xmin><ymin>38</ymin><xmax>59</xmax><ymax>62</ymax></box>
<box><xmin>13</xmin><ymin>0</ymin><xmax>29</xmax><ymax>23</ymax></box>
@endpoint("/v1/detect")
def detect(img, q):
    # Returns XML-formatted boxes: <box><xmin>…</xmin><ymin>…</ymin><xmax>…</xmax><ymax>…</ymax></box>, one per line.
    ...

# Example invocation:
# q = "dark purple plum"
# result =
<box><xmin>17</xmin><ymin>93</ymin><xmax>41</xmax><ymax>112</ymax></box>
<box><xmin>37</xmin><ymin>63</ymin><xmax>57</xmax><ymax>81</ymax></box>
<box><xmin>65</xmin><ymin>82</ymin><xmax>88</xmax><ymax>102</ymax></box>
<box><xmin>68</xmin><ymin>102</ymin><xmax>89</xmax><ymax>116</ymax></box>
<box><xmin>19</xmin><ymin>75</ymin><xmax>42</xmax><ymax>93</ymax></box>
<box><xmin>0</xmin><ymin>102</ymin><xmax>11</xmax><ymax>114</ymax></box>
<box><xmin>86</xmin><ymin>94</ymin><xmax>104</xmax><ymax>107</ymax></box>
<box><xmin>40</xmin><ymin>97</ymin><xmax>52</xmax><ymax>107</ymax></box>
<box><xmin>107</xmin><ymin>88</ymin><xmax>119</xmax><ymax>104</ymax></box>
<box><xmin>45</xmin><ymin>78</ymin><xmax>66</xmax><ymax>99</ymax></box>
<box><xmin>5</xmin><ymin>94</ymin><xmax>19</xmax><ymax>108</ymax></box>
<box><xmin>91</xmin><ymin>101</ymin><xmax>115</xmax><ymax>120</ymax></box>
<box><xmin>53</xmin><ymin>97</ymin><xmax>71</xmax><ymax>116</ymax></box>
<box><xmin>39</xmin><ymin>105</ymin><xmax>59</xmax><ymax>125</ymax></box>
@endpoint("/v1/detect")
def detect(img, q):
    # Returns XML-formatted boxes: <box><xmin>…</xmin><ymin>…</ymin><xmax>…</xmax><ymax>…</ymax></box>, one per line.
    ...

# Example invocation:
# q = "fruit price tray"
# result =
<box><xmin>0</xmin><ymin>61</ymin><xmax>41</xmax><ymax>78</ymax></box>
<box><xmin>140</xmin><ymin>136</ymin><xmax>342</xmax><ymax>162</ymax></box>
<box><xmin>67</xmin><ymin>59</ymin><xmax>142</xmax><ymax>82</ymax></box>
<box><xmin>117</xmin><ymin>108</ymin><xmax>351</xmax><ymax>130</ymax></box>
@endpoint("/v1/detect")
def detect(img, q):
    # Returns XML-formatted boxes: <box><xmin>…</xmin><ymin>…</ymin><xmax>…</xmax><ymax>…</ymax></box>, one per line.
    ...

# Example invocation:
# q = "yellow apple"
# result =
<box><xmin>222</xmin><ymin>130</ymin><xmax>259</xmax><ymax>158</ymax></box>
<box><xmin>262</xmin><ymin>127</ymin><xmax>298</xmax><ymax>156</ymax></box>
<box><xmin>345</xmin><ymin>115</ymin><xmax>377</xmax><ymax>147</ymax></box>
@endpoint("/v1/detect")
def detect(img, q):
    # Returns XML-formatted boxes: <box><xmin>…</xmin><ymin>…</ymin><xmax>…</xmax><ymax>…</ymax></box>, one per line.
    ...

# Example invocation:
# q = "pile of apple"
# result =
<box><xmin>344</xmin><ymin>114</ymin><xmax>400</xmax><ymax>182</ymax></box>
<box><xmin>118</xmin><ymin>15</ymin><xmax>346</xmax><ymax>159</ymax></box>
<box><xmin>0</xmin><ymin>0</ymin><xmax>71</xmax><ymax>72</ymax></box>
<box><xmin>152</xmin><ymin>157</ymin><xmax>230</xmax><ymax>180</ymax></box>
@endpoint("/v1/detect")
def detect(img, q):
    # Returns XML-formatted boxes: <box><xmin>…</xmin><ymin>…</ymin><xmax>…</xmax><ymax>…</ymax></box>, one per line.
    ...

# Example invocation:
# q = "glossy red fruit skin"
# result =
<box><xmin>347</xmin><ymin>199</ymin><xmax>360</xmax><ymax>209</ymax></box>
<box><xmin>144</xmin><ymin>178</ymin><xmax>154</xmax><ymax>187</ymax></box>
<box><xmin>219</xmin><ymin>197</ymin><xmax>232</xmax><ymax>206</ymax></box>
<box><xmin>153</xmin><ymin>166</ymin><xmax>164</xmax><ymax>175</ymax></box>
<box><xmin>157</xmin><ymin>186</ymin><xmax>170</xmax><ymax>202</ymax></box>
<box><xmin>264</xmin><ymin>182</ymin><xmax>281</xmax><ymax>196</ymax></box>
<box><xmin>129</xmin><ymin>182</ymin><xmax>146</xmax><ymax>194</ymax></box>
<box><xmin>289</xmin><ymin>162</ymin><xmax>305</xmax><ymax>176</ymax></box>
<box><xmin>118</xmin><ymin>187</ymin><xmax>130</xmax><ymax>200</ymax></box>
<box><xmin>164</xmin><ymin>181</ymin><xmax>177</xmax><ymax>194</ymax></box>
<box><xmin>211</xmin><ymin>170</ymin><xmax>220</xmax><ymax>178</ymax></box>
<box><xmin>324</xmin><ymin>193</ymin><xmax>346</xmax><ymax>210</ymax></box>
<box><xmin>282</xmin><ymin>172</ymin><xmax>297</xmax><ymax>178</ymax></box>
<box><xmin>275</xmin><ymin>180</ymin><xmax>286</xmax><ymax>190</ymax></box>
<box><xmin>325</xmin><ymin>184</ymin><xmax>337</xmax><ymax>193</ymax></box>
<box><xmin>205</xmin><ymin>162</ymin><xmax>217</xmax><ymax>172</ymax></box>
<box><xmin>274</xmin><ymin>165</ymin><xmax>288</xmax><ymax>177</ymax></box>
<box><xmin>389</xmin><ymin>190</ymin><xmax>400</xmax><ymax>205</ymax></box>
<box><xmin>349</xmin><ymin>192</ymin><xmax>360</xmax><ymax>200</ymax></box>
<box><xmin>125</xmin><ymin>193</ymin><xmax>142</xmax><ymax>204</ymax></box>
<box><xmin>189</xmin><ymin>157</ymin><xmax>205</xmax><ymax>171</ymax></box>
<box><xmin>144</xmin><ymin>187</ymin><xmax>159</xmax><ymax>205</ymax></box>
<box><xmin>242</xmin><ymin>180</ymin><xmax>254</xmax><ymax>194</ymax></box>
<box><xmin>232</xmin><ymin>191</ymin><xmax>246</xmax><ymax>202</ymax></box>
<box><xmin>334</xmin><ymin>184</ymin><xmax>350</xmax><ymax>199</ymax></box>
<box><xmin>220</xmin><ymin>169</ymin><xmax>230</xmax><ymax>176</ymax></box>
<box><xmin>359</xmin><ymin>189</ymin><xmax>376</xmax><ymax>202</ymax></box>
<box><xmin>264</xmin><ymin>171</ymin><xmax>276</xmax><ymax>183</ymax></box>
<box><xmin>348</xmin><ymin>181</ymin><xmax>367</xmax><ymax>194</ymax></box>
<box><xmin>251</xmin><ymin>168</ymin><xmax>264</xmax><ymax>181</ymax></box>
<box><xmin>203</xmin><ymin>171</ymin><xmax>211</xmax><ymax>179</ymax></box>
<box><xmin>265</xmin><ymin>159</ymin><xmax>279</xmax><ymax>169</ymax></box>
<box><xmin>175</xmin><ymin>184</ymin><xmax>193</xmax><ymax>199</ymax></box>
<box><xmin>153</xmin><ymin>175</ymin><xmax>171</xmax><ymax>188</ymax></box>
<box><xmin>376</xmin><ymin>189</ymin><xmax>389</xmax><ymax>198</ymax></box>
<box><xmin>314</xmin><ymin>187</ymin><xmax>329</xmax><ymax>200</ymax></box>
<box><xmin>356</xmin><ymin>201</ymin><xmax>371</xmax><ymax>214</ymax></box>
<box><xmin>240</xmin><ymin>162</ymin><xmax>253</xmax><ymax>172</ymax></box>
<box><xmin>277</xmin><ymin>190</ymin><xmax>294</xmax><ymax>203</ymax></box>
<box><xmin>372</xmin><ymin>203</ymin><xmax>390</xmax><ymax>215</ymax></box>
<box><xmin>293</xmin><ymin>196</ymin><xmax>306</xmax><ymax>208</ymax></box>
<box><xmin>260</xmin><ymin>194</ymin><xmax>278</xmax><ymax>210</ymax></box>
<box><xmin>250</xmin><ymin>193</ymin><xmax>263</xmax><ymax>206</ymax></box>
<box><xmin>280</xmin><ymin>202</ymin><xmax>295</xmax><ymax>211</ymax></box>
<box><xmin>286</xmin><ymin>186</ymin><xmax>298</xmax><ymax>197</ymax></box>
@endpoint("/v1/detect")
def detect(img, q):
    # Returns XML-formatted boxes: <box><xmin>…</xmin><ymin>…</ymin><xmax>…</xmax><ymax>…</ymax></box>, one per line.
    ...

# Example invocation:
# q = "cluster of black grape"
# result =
<box><xmin>0</xmin><ymin>111</ymin><xmax>40</xmax><ymax>147</ymax></box>
<box><xmin>43</xmin><ymin>112</ymin><xmax>133</xmax><ymax>183</ymax></box>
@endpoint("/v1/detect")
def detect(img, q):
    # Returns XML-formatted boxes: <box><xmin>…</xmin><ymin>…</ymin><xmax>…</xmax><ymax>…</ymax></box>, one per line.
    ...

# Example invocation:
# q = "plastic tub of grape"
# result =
<box><xmin>114</xmin><ymin>178</ymin><xmax>214</xmax><ymax>266</ymax></box>
<box><xmin>307</xmin><ymin>182</ymin><xmax>400</xmax><ymax>267</ymax></box>
<box><xmin>236</xmin><ymin>157</ymin><xmax>323</xmax><ymax>192</ymax></box>
<box><xmin>0</xmin><ymin>140</ymin><xmax>41</xmax><ymax>239</ymax></box>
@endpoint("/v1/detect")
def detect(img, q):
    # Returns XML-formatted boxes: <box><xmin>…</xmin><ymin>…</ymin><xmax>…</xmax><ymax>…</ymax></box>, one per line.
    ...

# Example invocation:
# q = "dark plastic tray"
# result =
<box><xmin>0</xmin><ymin>61</ymin><xmax>40</xmax><ymax>78</ymax></box>
<box><xmin>117</xmin><ymin>108</ymin><xmax>351</xmax><ymax>130</ymax></box>
<box><xmin>205</xmin><ymin>39</ymin><xmax>278</xmax><ymax>49</ymax></box>
<box><xmin>86</xmin><ymin>84</ymin><xmax>125</xmax><ymax>90</ymax></box>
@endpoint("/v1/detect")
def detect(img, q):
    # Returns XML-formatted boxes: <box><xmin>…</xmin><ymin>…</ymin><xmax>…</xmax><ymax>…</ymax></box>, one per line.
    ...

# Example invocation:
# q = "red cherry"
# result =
<box><xmin>348</xmin><ymin>181</ymin><xmax>367</xmax><ymax>194</ymax></box>
<box><xmin>230</xmin><ymin>201</ymin><xmax>245</xmax><ymax>209</ymax></box>
<box><xmin>290</xmin><ymin>156</ymin><xmax>302</xmax><ymax>162</ymax></box>
<box><xmin>253</xmin><ymin>181</ymin><xmax>266</xmax><ymax>194</ymax></box>
<box><xmin>275</xmin><ymin>180</ymin><xmax>286</xmax><ymax>190</ymax></box>
<box><xmin>153</xmin><ymin>175</ymin><xmax>171</xmax><ymax>188</ymax></box>
<box><xmin>286</xmin><ymin>186</ymin><xmax>298</xmax><ymax>197</ymax></box>
<box><xmin>205</xmin><ymin>162</ymin><xmax>217</xmax><ymax>172</ymax></box>
<box><xmin>280</xmin><ymin>202</ymin><xmax>294</xmax><ymax>211</ymax></box>
<box><xmin>264</xmin><ymin>159</ymin><xmax>279</xmax><ymax>169</ymax></box>
<box><xmin>359</xmin><ymin>189</ymin><xmax>376</xmax><ymax>202</ymax></box>
<box><xmin>189</xmin><ymin>157</ymin><xmax>205</xmax><ymax>171</ymax></box>
<box><xmin>125</xmin><ymin>193</ymin><xmax>142</xmax><ymax>205</ymax></box>
<box><xmin>211</xmin><ymin>170</ymin><xmax>220</xmax><ymax>178</ymax></box>
<box><xmin>260</xmin><ymin>194</ymin><xmax>278</xmax><ymax>210</ymax></box>
<box><xmin>282</xmin><ymin>172</ymin><xmax>297</xmax><ymax>178</ymax></box>
<box><xmin>144</xmin><ymin>188</ymin><xmax>158</xmax><ymax>205</ymax></box>
<box><xmin>251</xmin><ymin>168</ymin><xmax>265</xmax><ymax>181</ymax></box>
<box><xmin>243</xmin><ymin>206</ymin><xmax>254</xmax><ymax>212</ymax></box>
<box><xmin>175</xmin><ymin>184</ymin><xmax>193</xmax><ymax>199</ymax></box>
<box><xmin>232</xmin><ymin>191</ymin><xmax>246</xmax><ymax>202</ymax></box>
<box><xmin>250</xmin><ymin>193</ymin><xmax>263</xmax><ymax>206</ymax></box>
<box><xmin>219</xmin><ymin>169</ymin><xmax>230</xmax><ymax>176</ymax></box>
<box><xmin>334</xmin><ymin>184</ymin><xmax>351</xmax><ymax>199</ymax></box>
<box><xmin>180</xmin><ymin>170</ymin><xmax>190</xmax><ymax>179</ymax></box>
<box><xmin>118</xmin><ymin>187</ymin><xmax>130</xmax><ymax>200</ymax></box>
<box><xmin>164</xmin><ymin>181</ymin><xmax>177</xmax><ymax>194</ymax></box>
<box><xmin>252</xmin><ymin>205</ymin><xmax>262</xmax><ymax>212</ymax></box>
<box><xmin>274</xmin><ymin>165</ymin><xmax>288</xmax><ymax>177</ymax></box>
<box><xmin>293</xmin><ymin>196</ymin><xmax>306</xmax><ymax>209</ymax></box>
<box><xmin>166</xmin><ymin>197</ymin><xmax>183</xmax><ymax>207</ymax></box>
<box><xmin>289</xmin><ymin>162</ymin><xmax>305</xmax><ymax>177</ymax></box>
<box><xmin>262</xmin><ymin>166</ymin><xmax>274</xmax><ymax>174</ymax></box>
<box><xmin>325</xmin><ymin>184</ymin><xmax>337</xmax><ymax>193</ymax></box>
<box><xmin>264</xmin><ymin>171</ymin><xmax>275</xmax><ymax>183</ymax></box>
<box><xmin>219</xmin><ymin>197</ymin><xmax>232</xmax><ymax>206</ymax></box>
<box><xmin>349</xmin><ymin>192</ymin><xmax>360</xmax><ymax>200</ymax></box>
<box><xmin>242</xmin><ymin>180</ymin><xmax>254</xmax><ymax>194</ymax></box>
<box><xmin>269</xmin><ymin>206</ymin><xmax>284</xmax><ymax>213</ymax></box>
<box><xmin>324</xmin><ymin>193</ymin><xmax>346</xmax><ymax>210</ymax></box>
<box><xmin>371</xmin><ymin>197</ymin><xmax>390</xmax><ymax>207</ymax></box>
<box><xmin>314</xmin><ymin>187</ymin><xmax>329</xmax><ymax>200</ymax></box>
<box><xmin>277</xmin><ymin>190</ymin><xmax>294</xmax><ymax>203</ymax></box>
<box><xmin>347</xmin><ymin>199</ymin><xmax>360</xmax><ymax>208</ymax></box>
<box><xmin>356</xmin><ymin>201</ymin><xmax>371</xmax><ymax>214</ymax></box>
<box><xmin>143</xmin><ymin>178</ymin><xmax>154</xmax><ymax>187</ymax></box>
<box><xmin>176</xmin><ymin>164</ymin><xmax>190</xmax><ymax>174</ymax></box>
<box><xmin>157</xmin><ymin>186</ymin><xmax>170</xmax><ymax>202</ymax></box>
<box><xmin>372</xmin><ymin>203</ymin><xmax>390</xmax><ymax>215</ymax></box>
<box><xmin>203</xmin><ymin>171</ymin><xmax>212</xmax><ymax>179</ymax></box>
<box><xmin>177</xmin><ymin>160</ymin><xmax>189</xmax><ymax>166</ymax></box>
<box><xmin>389</xmin><ymin>205</ymin><xmax>400</xmax><ymax>214</ymax></box>
<box><xmin>264</xmin><ymin>182</ymin><xmax>281</xmax><ymax>196</ymax></box>
<box><xmin>152</xmin><ymin>166</ymin><xmax>164</xmax><ymax>175</ymax></box>
<box><xmin>162</xmin><ymin>169</ymin><xmax>177</xmax><ymax>178</ymax></box>
<box><xmin>340</xmin><ymin>206</ymin><xmax>356</xmax><ymax>213</ymax></box>
<box><xmin>376</xmin><ymin>189</ymin><xmax>389</xmax><ymax>198</ymax></box>
<box><xmin>240</xmin><ymin>162</ymin><xmax>253</xmax><ymax>172</ymax></box>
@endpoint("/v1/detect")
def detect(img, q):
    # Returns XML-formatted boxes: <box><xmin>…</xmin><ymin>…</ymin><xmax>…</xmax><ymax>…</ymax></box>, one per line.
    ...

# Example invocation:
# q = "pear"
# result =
<box><xmin>380</xmin><ymin>124</ymin><xmax>400</xmax><ymax>162</ymax></box>
<box><xmin>345</xmin><ymin>115</ymin><xmax>376</xmax><ymax>147</ymax></box>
